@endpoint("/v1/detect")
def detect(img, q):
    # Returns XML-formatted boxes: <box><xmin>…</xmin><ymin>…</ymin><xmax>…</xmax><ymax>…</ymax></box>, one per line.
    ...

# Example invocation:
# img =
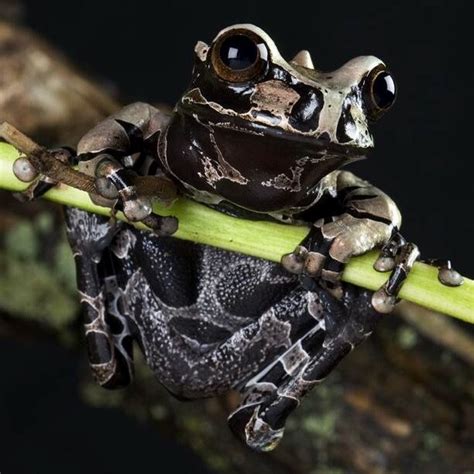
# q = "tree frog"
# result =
<box><xmin>11</xmin><ymin>24</ymin><xmax>462</xmax><ymax>451</ymax></box>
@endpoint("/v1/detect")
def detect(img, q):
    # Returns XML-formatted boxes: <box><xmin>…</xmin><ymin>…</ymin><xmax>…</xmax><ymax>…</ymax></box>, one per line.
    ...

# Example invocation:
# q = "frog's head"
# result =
<box><xmin>163</xmin><ymin>24</ymin><xmax>396</xmax><ymax>213</ymax></box>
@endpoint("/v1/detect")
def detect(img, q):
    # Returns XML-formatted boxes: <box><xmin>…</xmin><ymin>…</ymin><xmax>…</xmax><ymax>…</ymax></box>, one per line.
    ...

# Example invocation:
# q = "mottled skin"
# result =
<box><xmin>63</xmin><ymin>24</ymin><xmax>404</xmax><ymax>451</ymax></box>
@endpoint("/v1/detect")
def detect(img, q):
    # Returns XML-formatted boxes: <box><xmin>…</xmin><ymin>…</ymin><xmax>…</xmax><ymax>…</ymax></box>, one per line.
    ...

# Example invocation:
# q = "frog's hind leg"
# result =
<box><xmin>228</xmin><ymin>285</ymin><xmax>380</xmax><ymax>451</ymax></box>
<box><xmin>65</xmin><ymin>207</ymin><xmax>135</xmax><ymax>389</ymax></box>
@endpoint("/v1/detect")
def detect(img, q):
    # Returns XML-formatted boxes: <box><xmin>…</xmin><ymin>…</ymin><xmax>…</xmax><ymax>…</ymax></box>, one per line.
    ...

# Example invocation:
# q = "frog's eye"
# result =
<box><xmin>364</xmin><ymin>67</ymin><xmax>397</xmax><ymax>119</ymax></box>
<box><xmin>211</xmin><ymin>30</ymin><xmax>268</xmax><ymax>83</ymax></box>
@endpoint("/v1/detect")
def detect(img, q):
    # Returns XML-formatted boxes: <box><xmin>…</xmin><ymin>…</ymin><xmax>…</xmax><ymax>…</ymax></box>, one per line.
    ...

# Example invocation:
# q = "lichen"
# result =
<box><xmin>302</xmin><ymin>411</ymin><xmax>338</xmax><ymax>440</ymax></box>
<box><xmin>0</xmin><ymin>212</ymin><xmax>78</xmax><ymax>329</ymax></box>
<box><xmin>396</xmin><ymin>325</ymin><xmax>418</xmax><ymax>349</ymax></box>
<box><xmin>4</xmin><ymin>219</ymin><xmax>39</xmax><ymax>260</ymax></box>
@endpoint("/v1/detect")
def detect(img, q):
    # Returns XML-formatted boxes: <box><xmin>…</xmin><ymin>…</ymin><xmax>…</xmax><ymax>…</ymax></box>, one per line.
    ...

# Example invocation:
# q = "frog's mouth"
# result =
<box><xmin>179</xmin><ymin>99</ymin><xmax>373</xmax><ymax>161</ymax></box>
<box><xmin>211</xmin><ymin>116</ymin><xmax>371</xmax><ymax>163</ymax></box>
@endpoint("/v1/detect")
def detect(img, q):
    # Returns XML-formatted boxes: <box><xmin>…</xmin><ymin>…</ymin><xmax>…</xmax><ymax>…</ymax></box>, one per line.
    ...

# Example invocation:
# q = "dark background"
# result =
<box><xmin>1</xmin><ymin>0</ymin><xmax>472</xmax><ymax>472</ymax></box>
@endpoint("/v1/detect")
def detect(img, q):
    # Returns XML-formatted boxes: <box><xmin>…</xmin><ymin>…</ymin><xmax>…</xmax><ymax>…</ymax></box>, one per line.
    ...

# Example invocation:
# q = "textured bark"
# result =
<box><xmin>0</xmin><ymin>20</ymin><xmax>119</xmax><ymax>147</ymax></box>
<box><xmin>0</xmin><ymin>20</ymin><xmax>473</xmax><ymax>474</ymax></box>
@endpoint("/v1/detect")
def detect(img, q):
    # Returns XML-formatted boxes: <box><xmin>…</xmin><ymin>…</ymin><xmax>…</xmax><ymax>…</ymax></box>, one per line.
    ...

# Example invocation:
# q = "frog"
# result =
<box><xmin>9</xmin><ymin>23</ymin><xmax>463</xmax><ymax>451</ymax></box>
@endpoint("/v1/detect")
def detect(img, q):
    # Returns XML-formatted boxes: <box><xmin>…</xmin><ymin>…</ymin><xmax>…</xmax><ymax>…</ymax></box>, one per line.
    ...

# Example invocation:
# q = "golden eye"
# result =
<box><xmin>211</xmin><ymin>30</ymin><xmax>268</xmax><ymax>83</ymax></box>
<box><xmin>364</xmin><ymin>66</ymin><xmax>397</xmax><ymax>119</ymax></box>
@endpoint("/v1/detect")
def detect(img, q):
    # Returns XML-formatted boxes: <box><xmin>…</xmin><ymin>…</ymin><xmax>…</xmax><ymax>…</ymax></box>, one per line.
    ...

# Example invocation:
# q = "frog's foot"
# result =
<box><xmin>281</xmin><ymin>218</ymin><xmax>343</xmax><ymax>285</ymax></box>
<box><xmin>12</xmin><ymin>147</ymin><xmax>77</xmax><ymax>201</ymax></box>
<box><xmin>227</xmin><ymin>396</ymin><xmax>287</xmax><ymax>452</ymax></box>
<box><xmin>372</xmin><ymin>236</ymin><xmax>420</xmax><ymax>313</ymax></box>
<box><xmin>93</xmin><ymin>154</ymin><xmax>178</xmax><ymax>236</ymax></box>
<box><xmin>372</xmin><ymin>231</ymin><xmax>464</xmax><ymax>313</ymax></box>
<box><xmin>12</xmin><ymin>146</ymin><xmax>178</xmax><ymax>236</ymax></box>
<box><xmin>281</xmin><ymin>215</ymin><xmax>393</xmax><ymax>295</ymax></box>
<box><xmin>422</xmin><ymin>258</ymin><xmax>464</xmax><ymax>287</ymax></box>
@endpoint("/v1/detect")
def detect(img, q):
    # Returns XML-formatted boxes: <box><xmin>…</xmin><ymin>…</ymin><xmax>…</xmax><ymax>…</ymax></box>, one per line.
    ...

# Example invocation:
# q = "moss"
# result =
<box><xmin>54</xmin><ymin>239</ymin><xmax>77</xmax><ymax>292</ymax></box>
<box><xmin>311</xmin><ymin>467</ymin><xmax>345</xmax><ymax>474</ymax></box>
<box><xmin>34</xmin><ymin>211</ymin><xmax>54</xmax><ymax>234</ymax></box>
<box><xmin>4</xmin><ymin>220</ymin><xmax>39</xmax><ymax>260</ymax></box>
<box><xmin>149</xmin><ymin>404</ymin><xmax>168</xmax><ymax>421</ymax></box>
<box><xmin>302</xmin><ymin>411</ymin><xmax>339</xmax><ymax>440</ymax></box>
<box><xmin>0</xmin><ymin>213</ymin><xmax>78</xmax><ymax>329</ymax></box>
<box><xmin>81</xmin><ymin>381</ymin><xmax>126</xmax><ymax>408</ymax></box>
<box><xmin>182</xmin><ymin>413</ymin><xmax>210</xmax><ymax>435</ymax></box>
<box><xmin>288</xmin><ymin>378</ymin><xmax>343</xmax><ymax>455</ymax></box>
<box><xmin>0</xmin><ymin>253</ymin><xmax>77</xmax><ymax>328</ymax></box>
<box><xmin>397</xmin><ymin>325</ymin><xmax>418</xmax><ymax>349</ymax></box>
<box><xmin>205</xmin><ymin>453</ymin><xmax>232</xmax><ymax>472</ymax></box>
<box><xmin>423</xmin><ymin>431</ymin><xmax>442</xmax><ymax>451</ymax></box>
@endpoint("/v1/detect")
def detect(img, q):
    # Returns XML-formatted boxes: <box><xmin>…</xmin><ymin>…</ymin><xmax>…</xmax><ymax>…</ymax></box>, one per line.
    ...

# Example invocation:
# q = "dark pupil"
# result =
<box><xmin>372</xmin><ymin>72</ymin><xmax>396</xmax><ymax>109</ymax></box>
<box><xmin>220</xmin><ymin>35</ymin><xmax>258</xmax><ymax>70</ymax></box>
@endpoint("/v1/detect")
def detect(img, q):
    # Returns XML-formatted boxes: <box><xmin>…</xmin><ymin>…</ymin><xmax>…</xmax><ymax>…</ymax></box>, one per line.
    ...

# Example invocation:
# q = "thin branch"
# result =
<box><xmin>0</xmin><ymin>141</ymin><xmax>472</xmax><ymax>324</ymax></box>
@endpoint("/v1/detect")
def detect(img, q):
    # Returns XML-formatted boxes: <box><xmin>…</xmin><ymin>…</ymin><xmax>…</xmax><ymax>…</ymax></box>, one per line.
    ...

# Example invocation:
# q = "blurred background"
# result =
<box><xmin>0</xmin><ymin>1</ymin><xmax>473</xmax><ymax>473</ymax></box>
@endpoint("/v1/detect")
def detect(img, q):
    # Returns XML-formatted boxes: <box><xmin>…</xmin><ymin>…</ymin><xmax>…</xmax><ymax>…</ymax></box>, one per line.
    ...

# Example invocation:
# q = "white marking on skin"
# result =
<box><xmin>183</xmin><ymin>89</ymin><xmax>237</xmax><ymax>116</ymax></box>
<box><xmin>250</xmin><ymin>80</ymin><xmax>300</xmax><ymax>115</ymax></box>
<box><xmin>277</xmin><ymin>376</ymin><xmax>321</xmax><ymax>400</ymax></box>
<box><xmin>317</xmin><ymin>89</ymin><xmax>346</xmax><ymax>141</ymax></box>
<box><xmin>245</xmin><ymin>319</ymin><xmax>325</xmax><ymax>388</ymax></box>
<box><xmin>261</xmin><ymin>155</ymin><xmax>336</xmax><ymax>194</ymax></box>
<box><xmin>80</xmin><ymin>291</ymin><xmax>103</xmax><ymax>314</ymax></box>
<box><xmin>281</xmin><ymin>341</ymin><xmax>310</xmax><ymax>375</ymax></box>
<box><xmin>244</xmin><ymin>408</ymin><xmax>285</xmax><ymax>451</ymax></box>
<box><xmin>261</xmin><ymin>165</ymin><xmax>303</xmax><ymax>192</ymax></box>
<box><xmin>80</xmin><ymin>290</ymin><xmax>107</xmax><ymax>331</ymax></box>
<box><xmin>210</xmin><ymin>121</ymin><xmax>265</xmax><ymax>137</ymax></box>
<box><xmin>110</xmin><ymin>229</ymin><xmax>137</xmax><ymax>259</ymax></box>
<box><xmin>194</xmin><ymin>41</ymin><xmax>209</xmax><ymax>61</ymax></box>
<box><xmin>191</xmin><ymin>113</ymin><xmax>249</xmax><ymax>187</ymax></box>
<box><xmin>199</xmin><ymin>155</ymin><xmax>222</xmax><ymax>186</ymax></box>
<box><xmin>158</xmin><ymin>119</ymin><xmax>224</xmax><ymax>205</ymax></box>
<box><xmin>173</xmin><ymin>169</ymin><xmax>339</xmax><ymax>221</ymax></box>
<box><xmin>208</xmin><ymin>132</ymin><xmax>249</xmax><ymax>185</ymax></box>
<box><xmin>320</xmin><ymin>170</ymin><xmax>340</xmax><ymax>198</ymax></box>
<box><xmin>255</xmin><ymin>311</ymin><xmax>292</xmax><ymax>349</ymax></box>
<box><xmin>242</xmin><ymin>382</ymin><xmax>277</xmax><ymax>400</ymax></box>
<box><xmin>307</xmin><ymin>293</ymin><xmax>325</xmax><ymax>325</ymax></box>
<box><xmin>183</xmin><ymin>88</ymin><xmax>300</xmax><ymax>137</ymax></box>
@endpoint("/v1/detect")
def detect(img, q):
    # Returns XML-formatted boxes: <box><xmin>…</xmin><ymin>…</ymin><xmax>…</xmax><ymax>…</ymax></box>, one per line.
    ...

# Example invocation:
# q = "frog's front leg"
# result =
<box><xmin>65</xmin><ymin>208</ymin><xmax>135</xmax><ymax>388</ymax></box>
<box><xmin>12</xmin><ymin>102</ymin><xmax>178</xmax><ymax>235</ymax></box>
<box><xmin>283</xmin><ymin>170</ymin><xmax>401</xmax><ymax>284</ymax></box>
<box><xmin>77</xmin><ymin>103</ymin><xmax>178</xmax><ymax>234</ymax></box>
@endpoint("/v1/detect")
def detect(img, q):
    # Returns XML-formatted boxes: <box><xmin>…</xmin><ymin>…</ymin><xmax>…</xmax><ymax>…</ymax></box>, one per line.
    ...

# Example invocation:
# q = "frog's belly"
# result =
<box><xmin>114</xmin><ymin>228</ymin><xmax>317</xmax><ymax>397</ymax></box>
<box><xmin>118</xmin><ymin>230</ymin><xmax>300</xmax><ymax>341</ymax></box>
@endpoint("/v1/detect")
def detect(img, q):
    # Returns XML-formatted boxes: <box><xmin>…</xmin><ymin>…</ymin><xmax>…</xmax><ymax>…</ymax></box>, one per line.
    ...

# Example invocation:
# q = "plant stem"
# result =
<box><xmin>1</xmin><ymin>141</ymin><xmax>473</xmax><ymax>323</ymax></box>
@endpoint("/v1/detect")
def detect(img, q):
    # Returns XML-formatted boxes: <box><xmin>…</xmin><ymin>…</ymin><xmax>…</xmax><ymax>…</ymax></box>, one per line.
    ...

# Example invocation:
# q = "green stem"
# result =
<box><xmin>1</xmin><ymin>142</ymin><xmax>473</xmax><ymax>323</ymax></box>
